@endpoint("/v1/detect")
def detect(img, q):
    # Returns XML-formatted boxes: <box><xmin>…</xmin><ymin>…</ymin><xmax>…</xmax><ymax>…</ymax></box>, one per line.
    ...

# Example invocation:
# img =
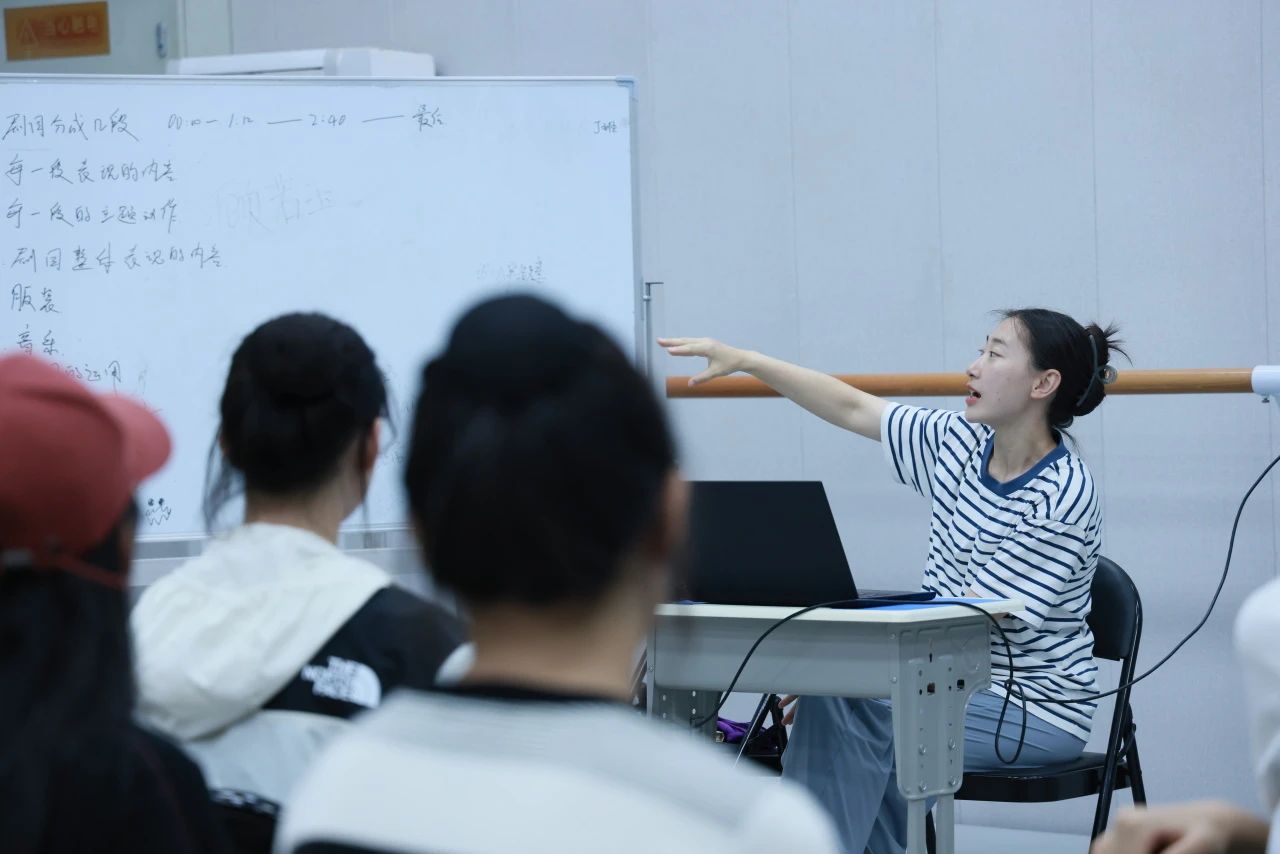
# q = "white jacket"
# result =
<box><xmin>132</xmin><ymin>523</ymin><xmax>395</xmax><ymax>804</ymax></box>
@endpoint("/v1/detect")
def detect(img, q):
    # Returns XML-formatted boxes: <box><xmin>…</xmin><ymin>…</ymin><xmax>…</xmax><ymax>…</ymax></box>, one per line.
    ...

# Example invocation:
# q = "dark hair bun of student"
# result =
<box><xmin>405</xmin><ymin>294</ymin><xmax>677</xmax><ymax>607</ymax></box>
<box><xmin>1002</xmin><ymin>308</ymin><xmax>1127</xmax><ymax>431</ymax></box>
<box><xmin>245</xmin><ymin>318</ymin><xmax>343</xmax><ymax>405</ymax></box>
<box><xmin>427</xmin><ymin>294</ymin><xmax>599</xmax><ymax>404</ymax></box>
<box><xmin>219</xmin><ymin>312</ymin><xmax>386</xmax><ymax>496</ymax></box>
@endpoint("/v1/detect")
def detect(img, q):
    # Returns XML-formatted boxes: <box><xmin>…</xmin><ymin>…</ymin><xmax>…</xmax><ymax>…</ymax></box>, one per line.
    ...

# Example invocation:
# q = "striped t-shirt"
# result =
<box><xmin>881</xmin><ymin>403</ymin><xmax>1100</xmax><ymax>740</ymax></box>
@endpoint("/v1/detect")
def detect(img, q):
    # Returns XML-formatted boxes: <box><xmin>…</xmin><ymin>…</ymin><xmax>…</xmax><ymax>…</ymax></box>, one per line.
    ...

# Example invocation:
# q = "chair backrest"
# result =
<box><xmin>1086</xmin><ymin>556</ymin><xmax>1142</xmax><ymax>663</ymax></box>
<box><xmin>1088</xmin><ymin>557</ymin><xmax>1147</xmax><ymax>838</ymax></box>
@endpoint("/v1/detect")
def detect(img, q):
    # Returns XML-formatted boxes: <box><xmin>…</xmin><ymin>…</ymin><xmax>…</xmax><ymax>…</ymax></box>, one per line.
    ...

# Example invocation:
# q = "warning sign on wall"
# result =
<box><xmin>5</xmin><ymin>3</ymin><xmax>110</xmax><ymax>61</ymax></box>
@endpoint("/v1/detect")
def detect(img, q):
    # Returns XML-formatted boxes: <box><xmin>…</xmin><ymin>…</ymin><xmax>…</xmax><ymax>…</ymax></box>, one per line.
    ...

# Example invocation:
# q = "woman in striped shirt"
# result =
<box><xmin>660</xmin><ymin>308</ymin><xmax>1124</xmax><ymax>853</ymax></box>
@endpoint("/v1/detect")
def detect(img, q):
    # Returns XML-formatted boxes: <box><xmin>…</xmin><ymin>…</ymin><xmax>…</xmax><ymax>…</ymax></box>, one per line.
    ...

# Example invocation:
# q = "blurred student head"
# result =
<box><xmin>205</xmin><ymin>312</ymin><xmax>388</xmax><ymax>531</ymax></box>
<box><xmin>404</xmin><ymin>294</ymin><xmax>683</xmax><ymax>651</ymax></box>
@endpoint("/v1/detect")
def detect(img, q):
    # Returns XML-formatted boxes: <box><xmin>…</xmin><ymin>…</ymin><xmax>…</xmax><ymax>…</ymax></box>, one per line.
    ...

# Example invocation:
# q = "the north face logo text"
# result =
<box><xmin>300</xmin><ymin>656</ymin><xmax>382</xmax><ymax>708</ymax></box>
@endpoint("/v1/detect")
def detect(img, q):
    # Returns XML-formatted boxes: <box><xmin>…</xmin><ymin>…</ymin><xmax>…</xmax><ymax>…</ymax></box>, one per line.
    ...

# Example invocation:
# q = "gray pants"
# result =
<box><xmin>781</xmin><ymin>691</ymin><xmax>1086</xmax><ymax>854</ymax></box>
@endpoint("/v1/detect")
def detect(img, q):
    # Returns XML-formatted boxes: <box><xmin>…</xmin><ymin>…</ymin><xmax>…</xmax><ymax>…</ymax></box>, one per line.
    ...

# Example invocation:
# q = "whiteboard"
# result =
<box><xmin>0</xmin><ymin>75</ymin><xmax>641</xmax><ymax>537</ymax></box>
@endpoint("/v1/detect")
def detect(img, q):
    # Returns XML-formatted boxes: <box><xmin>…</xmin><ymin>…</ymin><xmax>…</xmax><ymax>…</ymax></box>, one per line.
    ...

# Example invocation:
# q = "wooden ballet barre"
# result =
<box><xmin>664</xmin><ymin>368</ymin><xmax>1257</xmax><ymax>399</ymax></box>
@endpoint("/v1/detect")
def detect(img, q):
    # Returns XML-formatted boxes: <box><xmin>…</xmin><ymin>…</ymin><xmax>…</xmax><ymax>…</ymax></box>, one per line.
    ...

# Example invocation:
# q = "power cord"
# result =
<box><xmin>689</xmin><ymin>598</ymin><xmax>1028</xmax><ymax>761</ymax></box>
<box><xmin>733</xmin><ymin>694</ymin><xmax>772</xmax><ymax>767</ymax></box>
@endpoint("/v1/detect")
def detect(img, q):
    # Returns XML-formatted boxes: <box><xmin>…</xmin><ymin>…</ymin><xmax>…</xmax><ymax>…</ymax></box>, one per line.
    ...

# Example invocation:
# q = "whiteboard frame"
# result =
<box><xmin>0</xmin><ymin>73</ymin><xmax>646</xmax><ymax>559</ymax></box>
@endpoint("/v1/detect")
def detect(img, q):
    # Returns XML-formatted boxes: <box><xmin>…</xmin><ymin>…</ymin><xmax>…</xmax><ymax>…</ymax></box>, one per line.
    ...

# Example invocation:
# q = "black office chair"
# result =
<box><xmin>926</xmin><ymin>556</ymin><xmax>1146</xmax><ymax>850</ymax></box>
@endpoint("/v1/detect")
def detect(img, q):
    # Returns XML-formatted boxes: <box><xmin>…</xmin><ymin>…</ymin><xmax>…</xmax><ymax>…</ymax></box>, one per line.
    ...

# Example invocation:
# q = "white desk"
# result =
<box><xmin>648</xmin><ymin>599</ymin><xmax>1021</xmax><ymax>854</ymax></box>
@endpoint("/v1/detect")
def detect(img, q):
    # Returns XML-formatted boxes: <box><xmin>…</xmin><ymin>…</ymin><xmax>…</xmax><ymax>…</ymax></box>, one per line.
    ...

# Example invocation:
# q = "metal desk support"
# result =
<box><xmin>649</xmin><ymin>601</ymin><xmax>1017</xmax><ymax>854</ymax></box>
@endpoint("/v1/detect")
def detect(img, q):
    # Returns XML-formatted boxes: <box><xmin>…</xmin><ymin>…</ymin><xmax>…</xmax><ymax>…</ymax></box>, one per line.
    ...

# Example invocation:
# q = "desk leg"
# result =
<box><xmin>890</xmin><ymin>620</ymin><xmax>990</xmax><ymax>854</ymax></box>
<box><xmin>652</xmin><ymin>687</ymin><xmax>720</xmax><ymax>738</ymax></box>
<box><xmin>907</xmin><ymin>797</ymin><xmax>927</xmax><ymax>854</ymax></box>
<box><xmin>935</xmin><ymin>794</ymin><xmax>955</xmax><ymax>853</ymax></box>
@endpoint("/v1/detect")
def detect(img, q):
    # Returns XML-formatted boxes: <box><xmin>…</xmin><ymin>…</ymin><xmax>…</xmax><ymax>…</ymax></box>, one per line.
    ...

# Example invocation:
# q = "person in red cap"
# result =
<box><xmin>0</xmin><ymin>354</ymin><xmax>228</xmax><ymax>853</ymax></box>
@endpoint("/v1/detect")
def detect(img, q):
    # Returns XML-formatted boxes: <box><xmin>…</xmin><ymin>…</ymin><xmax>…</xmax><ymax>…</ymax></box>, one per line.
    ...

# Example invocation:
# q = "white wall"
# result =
<box><xmin>226</xmin><ymin>0</ymin><xmax>1280</xmax><ymax>834</ymax></box>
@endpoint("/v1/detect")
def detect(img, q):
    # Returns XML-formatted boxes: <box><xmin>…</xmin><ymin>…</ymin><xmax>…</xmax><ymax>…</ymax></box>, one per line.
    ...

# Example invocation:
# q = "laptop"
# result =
<box><xmin>677</xmin><ymin>481</ymin><xmax>937</xmax><ymax>608</ymax></box>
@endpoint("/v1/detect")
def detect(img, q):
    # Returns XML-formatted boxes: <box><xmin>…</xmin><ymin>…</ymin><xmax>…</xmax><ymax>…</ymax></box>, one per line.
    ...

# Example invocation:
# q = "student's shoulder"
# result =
<box><xmin>289</xmin><ymin>587</ymin><xmax>464</xmax><ymax>698</ymax></box>
<box><xmin>354</xmin><ymin>584</ymin><xmax>452</xmax><ymax>619</ymax></box>
<box><xmin>344</xmin><ymin>586</ymin><xmax>465</xmax><ymax>648</ymax></box>
<box><xmin>286</xmin><ymin>695</ymin><xmax>837</xmax><ymax>852</ymax></box>
<box><xmin>567</xmin><ymin>706</ymin><xmax>834</xmax><ymax>830</ymax></box>
<box><xmin>606</xmin><ymin>715</ymin><xmax>838</xmax><ymax>849</ymax></box>
<box><xmin>361</xmin><ymin>693</ymin><xmax>805</xmax><ymax>812</ymax></box>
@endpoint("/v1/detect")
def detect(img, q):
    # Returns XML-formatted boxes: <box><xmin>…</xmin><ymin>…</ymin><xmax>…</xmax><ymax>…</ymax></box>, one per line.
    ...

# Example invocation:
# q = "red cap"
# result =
<box><xmin>0</xmin><ymin>354</ymin><xmax>171</xmax><ymax>570</ymax></box>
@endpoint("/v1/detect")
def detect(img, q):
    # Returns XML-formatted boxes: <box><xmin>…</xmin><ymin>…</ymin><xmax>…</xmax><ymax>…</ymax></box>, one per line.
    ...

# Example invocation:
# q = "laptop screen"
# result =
<box><xmin>679</xmin><ymin>481</ymin><xmax>860</xmax><ymax>607</ymax></box>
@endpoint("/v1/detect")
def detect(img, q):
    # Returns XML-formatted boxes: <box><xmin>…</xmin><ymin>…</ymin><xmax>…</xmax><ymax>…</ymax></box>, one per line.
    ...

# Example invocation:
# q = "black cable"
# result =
<box><xmin>734</xmin><ymin>693</ymin><xmax>772</xmax><ymax>766</ymax></box>
<box><xmin>690</xmin><ymin>449</ymin><xmax>1280</xmax><ymax>764</ymax></box>
<box><xmin>689</xmin><ymin>598</ymin><xmax>861</xmax><ymax>729</ymax></box>
<box><xmin>689</xmin><ymin>598</ymin><xmax>1018</xmax><ymax>729</ymax></box>
<box><xmin>1025</xmin><ymin>449</ymin><xmax>1280</xmax><ymax>706</ymax></box>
